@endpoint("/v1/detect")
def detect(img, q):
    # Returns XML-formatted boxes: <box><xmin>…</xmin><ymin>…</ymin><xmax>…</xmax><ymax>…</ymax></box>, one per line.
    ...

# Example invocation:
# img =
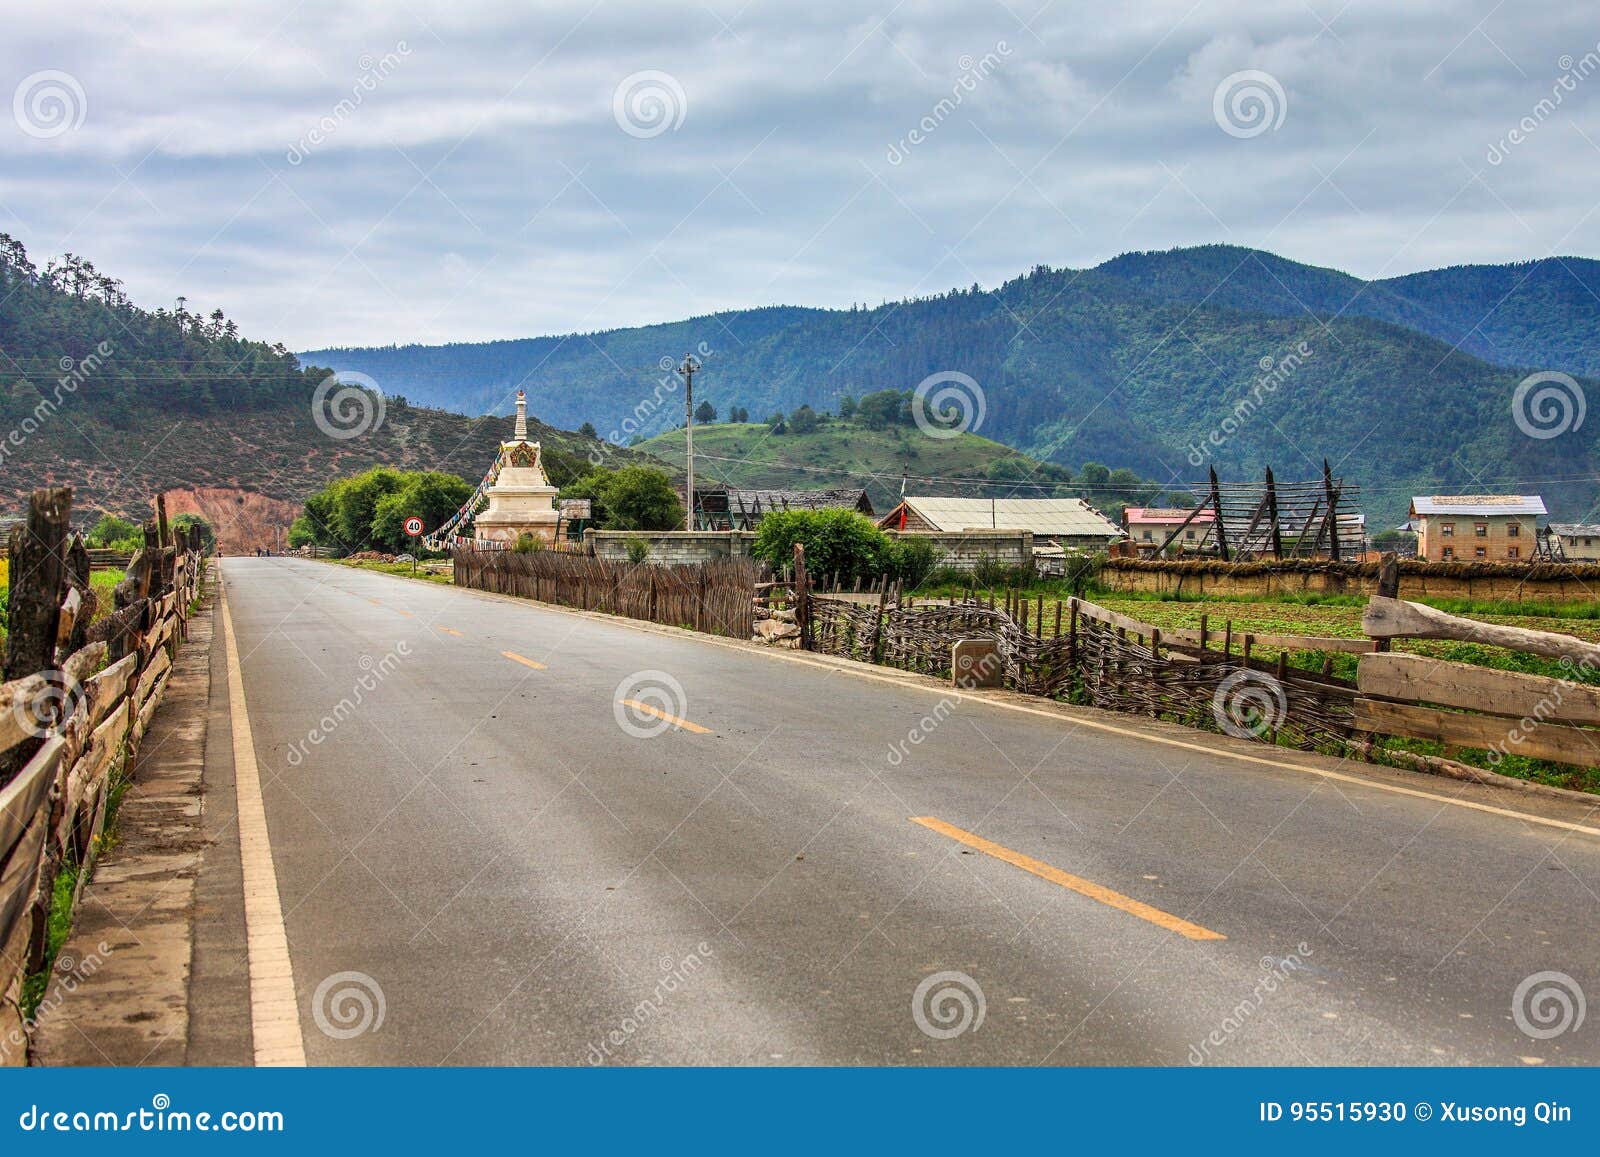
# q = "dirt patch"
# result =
<box><xmin>163</xmin><ymin>487</ymin><xmax>299</xmax><ymax>555</ymax></box>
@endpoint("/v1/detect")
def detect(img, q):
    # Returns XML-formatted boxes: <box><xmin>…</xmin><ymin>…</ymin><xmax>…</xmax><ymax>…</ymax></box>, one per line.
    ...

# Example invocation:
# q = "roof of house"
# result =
<box><xmin>1409</xmin><ymin>495</ymin><xmax>1547</xmax><ymax>517</ymax></box>
<box><xmin>692</xmin><ymin>486</ymin><xmax>873</xmax><ymax>516</ymax></box>
<box><xmin>1549</xmin><ymin>523</ymin><xmax>1600</xmax><ymax>538</ymax></box>
<box><xmin>1122</xmin><ymin>507</ymin><xmax>1216</xmax><ymax>525</ymax></box>
<box><xmin>885</xmin><ymin>496</ymin><xmax>1124</xmax><ymax>538</ymax></box>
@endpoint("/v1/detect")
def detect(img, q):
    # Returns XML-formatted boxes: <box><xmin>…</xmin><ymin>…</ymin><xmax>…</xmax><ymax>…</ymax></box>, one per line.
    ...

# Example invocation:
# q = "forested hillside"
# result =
<box><xmin>304</xmin><ymin>246</ymin><xmax>1600</xmax><ymax>523</ymax></box>
<box><xmin>0</xmin><ymin>235</ymin><xmax>640</xmax><ymax>523</ymax></box>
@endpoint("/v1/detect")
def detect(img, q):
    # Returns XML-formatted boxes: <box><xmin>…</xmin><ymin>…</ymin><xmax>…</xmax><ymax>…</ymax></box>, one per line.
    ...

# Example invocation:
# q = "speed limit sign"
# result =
<box><xmin>403</xmin><ymin>516</ymin><xmax>425</xmax><ymax>537</ymax></box>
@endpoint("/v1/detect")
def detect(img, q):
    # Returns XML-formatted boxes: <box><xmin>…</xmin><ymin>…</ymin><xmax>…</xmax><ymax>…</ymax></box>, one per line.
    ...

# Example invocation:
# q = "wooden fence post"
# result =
<box><xmin>793</xmin><ymin>543</ymin><xmax>811</xmax><ymax>651</ymax></box>
<box><xmin>1</xmin><ymin>487</ymin><xmax>72</xmax><ymax>784</ymax></box>
<box><xmin>1372</xmin><ymin>552</ymin><xmax>1399</xmax><ymax>653</ymax></box>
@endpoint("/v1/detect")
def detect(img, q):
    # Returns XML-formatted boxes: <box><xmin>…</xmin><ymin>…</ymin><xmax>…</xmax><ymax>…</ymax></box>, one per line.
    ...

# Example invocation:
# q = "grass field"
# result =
<box><xmin>0</xmin><ymin>561</ymin><xmax>123</xmax><ymax>653</ymax></box>
<box><xmin>326</xmin><ymin>558</ymin><xmax>454</xmax><ymax>584</ymax></box>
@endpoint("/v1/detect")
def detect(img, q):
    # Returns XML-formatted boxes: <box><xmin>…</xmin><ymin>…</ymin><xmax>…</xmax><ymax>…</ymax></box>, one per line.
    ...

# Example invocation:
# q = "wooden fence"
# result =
<box><xmin>452</xmin><ymin>547</ymin><xmax>758</xmax><ymax>640</ymax></box>
<box><xmin>1</xmin><ymin>487</ymin><xmax>205</xmax><ymax>1064</ymax></box>
<box><xmin>808</xmin><ymin>591</ymin><xmax>1358</xmax><ymax>752</ymax></box>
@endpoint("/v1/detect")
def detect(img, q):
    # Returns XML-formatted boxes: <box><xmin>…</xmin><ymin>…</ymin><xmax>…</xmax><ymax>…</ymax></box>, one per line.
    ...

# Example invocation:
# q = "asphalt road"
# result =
<box><xmin>211</xmin><ymin>557</ymin><xmax>1600</xmax><ymax>1066</ymax></box>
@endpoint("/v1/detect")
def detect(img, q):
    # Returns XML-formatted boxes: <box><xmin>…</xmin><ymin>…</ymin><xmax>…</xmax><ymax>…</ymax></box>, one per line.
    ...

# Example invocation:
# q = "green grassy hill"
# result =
<box><xmin>636</xmin><ymin>420</ymin><xmax>1166</xmax><ymax>517</ymax></box>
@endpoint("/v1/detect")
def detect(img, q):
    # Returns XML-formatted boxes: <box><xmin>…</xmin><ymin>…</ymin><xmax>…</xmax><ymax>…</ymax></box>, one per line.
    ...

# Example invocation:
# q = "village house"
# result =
<box><xmin>688</xmin><ymin>486</ymin><xmax>874</xmax><ymax>530</ymax></box>
<box><xmin>1122</xmin><ymin>506</ymin><xmax>1216</xmax><ymax>555</ymax></box>
<box><xmin>1409</xmin><ymin>495</ymin><xmax>1544</xmax><ymax>562</ymax></box>
<box><xmin>1546</xmin><ymin>522</ymin><xmax>1600</xmax><ymax>562</ymax></box>
<box><xmin>876</xmin><ymin>495</ymin><xmax>1124</xmax><ymax>552</ymax></box>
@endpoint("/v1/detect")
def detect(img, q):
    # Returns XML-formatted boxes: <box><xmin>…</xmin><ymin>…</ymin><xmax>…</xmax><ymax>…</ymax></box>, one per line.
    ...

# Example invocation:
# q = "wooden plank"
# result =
<box><xmin>1359</xmin><ymin>651</ymin><xmax>1600</xmax><ymax>729</ymax></box>
<box><xmin>0</xmin><ymin>736</ymin><xmax>63</xmax><ymax>859</ymax></box>
<box><xmin>86</xmin><ymin>652</ymin><xmax>138</xmax><ymax>726</ymax></box>
<box><xmin>1363</xmin><ymin>596</ymin><xmax>1600</xmax><ymax>665</ymax></box>
<box><xmin>134</xmin><ymin>647</ymin><xmax>172</xmax><ymax>710</ymax></box>
<box><xmin>0</xmin><ymin>809</ymin><xmax>48</xmax><ymax>958</ymax></box>
<box><xmin>1069</xmin><ymin>598</ymin><xmax>1159</xmax><ymax>638</ymax></box>
<box><xmin>1353</xmin><ymin>696</ymin><xmax>1600</xmax><ymax>768</ymax></box>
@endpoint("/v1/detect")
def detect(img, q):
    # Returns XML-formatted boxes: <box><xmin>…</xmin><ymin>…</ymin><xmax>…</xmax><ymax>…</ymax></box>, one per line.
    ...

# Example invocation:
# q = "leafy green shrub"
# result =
<box><xmin>972</xmin><ymin>553</ymin><xmax>1010</xmax><ymax>589</ymax></box>
<box><xmin>889</xmin><ymin>536</ymin><xmax>941</xmax><ymax>587</ymax></box>
<box><xmin>753</xmin><ymin>509</ymin><xmax>892</xmax><ymax>581</ymax></box>
<box><xmin>514</xmin><ymin>532</ymin><xmax>544</xmax><ymax>554</ymax></box>
<box><xmin>624</xmin><ymin>537</ymin><xmax>651</xmax><ymax>564</ymax></box>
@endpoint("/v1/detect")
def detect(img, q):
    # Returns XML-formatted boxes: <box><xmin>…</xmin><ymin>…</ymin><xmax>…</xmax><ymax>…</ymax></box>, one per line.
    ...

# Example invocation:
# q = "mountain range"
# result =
<box><xmin>303</xmin><ymin>245</ymin><xmax>1600</xmax><ymax>524</ymax></box>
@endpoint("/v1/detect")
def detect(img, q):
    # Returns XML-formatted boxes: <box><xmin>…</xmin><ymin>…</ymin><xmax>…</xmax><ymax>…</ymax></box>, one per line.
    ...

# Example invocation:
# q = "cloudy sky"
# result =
<box><xmin>3</xmin><ymin>1</ymin><xmax>1598</xmax><ymax>350</ymax></box>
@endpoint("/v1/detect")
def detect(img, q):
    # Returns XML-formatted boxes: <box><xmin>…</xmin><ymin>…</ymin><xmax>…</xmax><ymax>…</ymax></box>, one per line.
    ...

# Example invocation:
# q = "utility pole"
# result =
<box><xmin>677</xmin><ymin>353</ymin><xmax>700</xmax><ymax>531</ymax></box>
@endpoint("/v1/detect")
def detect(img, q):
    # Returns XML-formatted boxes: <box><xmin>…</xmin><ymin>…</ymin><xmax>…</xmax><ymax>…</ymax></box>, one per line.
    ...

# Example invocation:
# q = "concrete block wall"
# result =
<box><xmin>587</xmin><ymin>530</ymin><xmax>757</xmax><ymax>565</ymax></box>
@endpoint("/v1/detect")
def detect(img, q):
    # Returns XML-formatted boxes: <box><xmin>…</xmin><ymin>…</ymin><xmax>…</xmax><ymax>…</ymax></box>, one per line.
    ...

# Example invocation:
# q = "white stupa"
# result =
<box><xmin>474</xmin><ymin>390</ymin><xmax>561</xmax><ymax>546</ymax></box>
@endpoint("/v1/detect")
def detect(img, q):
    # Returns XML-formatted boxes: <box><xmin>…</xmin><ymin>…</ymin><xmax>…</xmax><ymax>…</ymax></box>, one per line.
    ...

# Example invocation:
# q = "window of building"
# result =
<box><xmin>1441</xmin><ymin>523</ymin><xmax>1454</xmax><ymax>537</ymax></box>
<box><xmin>1474</xmin><ymin>523</ymin><xmax>1488</xmax><ymax>537</ymax></box>
<box><xmin>1185</xmin><ymin>529</ymin><xmax>1195</xmax><ymax>540</ymax></box>
<box><xmin>1507</xmin><ymin>523</ymin><xmax>1520</xmax><ymax>537</ymax></box>
<box><xmin>1474</xmin><ymin>547</ymin><xmax>1487</xmax><ymax>559</ymax></box>
<box><xmin>1441</xmin><ymin>546</ymin><xmax>1454</xmax><ymax>559</ymax></box>
<box><xmin>1141</xmin><ymin>530</ymin><xmax>1153</xmax><ymax>541</ymax></box>
<box><xmin>1507</xmin><ymin>546</ymin><xmax>1520</xmax><ymax>559</ymax></box>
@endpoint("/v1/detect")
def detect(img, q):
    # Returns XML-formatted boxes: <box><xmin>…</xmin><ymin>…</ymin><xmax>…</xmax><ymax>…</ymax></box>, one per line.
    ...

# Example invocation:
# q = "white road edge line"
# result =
<box><xmin>301</xmin><ymin>560</ymin><xmax>1600</xmax><ymax>841</ymax></box>
<box><xmin>220</xmin><ymin>579</ymin><xmax>307</xmax><ymax>1067</ymax></box>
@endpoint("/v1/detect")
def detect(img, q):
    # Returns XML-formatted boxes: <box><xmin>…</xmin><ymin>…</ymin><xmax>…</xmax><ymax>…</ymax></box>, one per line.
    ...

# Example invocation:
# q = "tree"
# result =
<box><xmin>170</xmin><ymin>513</ymin><xmax>216</xmax><ymax>552</ymax></box>
<box><xmin>788</xmin><ymin>404</ymin><xmax>820</xmax><ymax>434</ymax></box>
<box><xmin>766</xmin><ymin>412</ymin><xmax>787</xmax><ymax>434</ymax></box>
<box><xmin>856</xmin><ymin>389</ymin><xmax>910</xmax><ymax>429</ymax></box>
<box><xmin>838</xmin><ymin>394</ymin><xmax>857</xmax><ymax>420</ymax></box>
<box><xmin>371</xmin><ymin>471</ymin><xmax>473</xmax><ymax>552</ymax></box>
<box><xmin>577</xmin><ymin>421</ymin><xmax>598</xmax><ymax>438</ymax></box>
<box><xmin>1079</xmin><ymin>462</ymin><xmax>1111</xmax><ymax>488</ymax></box>
<box><xmin>596</xmin><ymin>466</ymin><xmax>684</xmax><ymax>531</ymax></box>
<box><xmin>85</xmin><ymin>514</ymin><xmax>140</xmax><ymax>550</ymax></box>
<box><xmin>694</xmin><ymin>400</ymin><xmax>717</xmax><ymax>424</ymax></box>
<box><xmin>753</xmin><ymin>510</ymin><xmax>893</xmax><ymax>579</ymax></box>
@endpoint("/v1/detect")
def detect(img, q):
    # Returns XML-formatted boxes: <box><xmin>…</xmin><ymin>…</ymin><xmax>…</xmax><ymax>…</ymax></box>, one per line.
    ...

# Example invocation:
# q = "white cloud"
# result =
<box><xmin>0</xmin><ymin>0</ymin><xmax>1596</xmax><ymax>349</ymax></box>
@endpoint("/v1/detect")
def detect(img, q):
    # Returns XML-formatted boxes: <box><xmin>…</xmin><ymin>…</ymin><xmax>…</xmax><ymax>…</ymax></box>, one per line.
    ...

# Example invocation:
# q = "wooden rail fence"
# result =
<box><xmin>1</xmin><ymin>487</ymin><xmax>205</xmax><ymax>1064</ymax></box>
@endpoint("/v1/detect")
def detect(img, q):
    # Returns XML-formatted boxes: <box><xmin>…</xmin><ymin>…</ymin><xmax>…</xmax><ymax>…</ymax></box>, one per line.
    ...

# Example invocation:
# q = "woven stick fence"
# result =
<box><xmin>807</xmin><ymin>591</ymin><xmax>1356</xmax><ymax>752</ymax></box>
<box><xmin>452</xmin><ymin>547</ymin><xmax>758</xmax><ymax>640</ymax></box>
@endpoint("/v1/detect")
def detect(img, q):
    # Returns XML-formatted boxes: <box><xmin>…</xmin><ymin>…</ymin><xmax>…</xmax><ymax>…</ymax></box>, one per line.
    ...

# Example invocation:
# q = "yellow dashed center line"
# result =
<box><xmin>911</xmin><ymin>816</ymin><xmax>1226</xmax><ymax>942</ymax></box>
<box><xmin>501</xmin><ymin>650</ymin><xmax>547</xmax><ymax>670</ymax></box>
<box><xmin>436</xmin><ymin>626</ymin><xmax>463</xmax><ymax>636</ymax></box>
<box><xmin>620</xmin><ymin>699</ymin><xmax>712</xmax><ymax>734</ymax></box>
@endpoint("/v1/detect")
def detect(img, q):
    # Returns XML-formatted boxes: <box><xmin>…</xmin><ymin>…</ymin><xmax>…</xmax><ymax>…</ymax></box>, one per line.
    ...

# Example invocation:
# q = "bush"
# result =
<box><xmin>624</xmin><ymin>537</ymin><xmax>651</xmax><ymax>564</ymax></box>
<box><xmin>889</xmin><ymin>536</ymin><xmax>941</xmax><ymax>587</ymax></box>
<box><xmin>753</xmin><ymin>509</ymin><xmax>892</xmax><ymax>581</ymax></box>
<box><xmin>972</xmin><ymin>553</ymin><xmax>1010</xmax><ymax>589</ymax></box>
<box><xmin>513</xmin><ymin>532</ymin><xmax>544</xmax><ymax>554</ymax></box>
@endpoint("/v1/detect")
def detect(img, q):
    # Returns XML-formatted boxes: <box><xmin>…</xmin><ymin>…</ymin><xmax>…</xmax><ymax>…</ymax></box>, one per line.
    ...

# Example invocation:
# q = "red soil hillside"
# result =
<box><xmin>162</xmin><ymin>487</ymin><xmax>300</xmax><ymax>555</ymax></box>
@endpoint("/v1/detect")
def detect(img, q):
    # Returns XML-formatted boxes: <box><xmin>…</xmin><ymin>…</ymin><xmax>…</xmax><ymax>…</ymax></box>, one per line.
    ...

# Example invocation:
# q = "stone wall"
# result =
<box><xmin>587</xmin><ymin>530</ymin><xmax>757</xmax><ymax>565</ymax></box>
<box><xmin>1101</xmin><ymin>559</ymin><xmax>1600</xmax><ymax>602</ymax></box>
<box><xmin>894</xmin><ymin>530</ymin><xmax>1033</xmax><ymax>572</ymax></box>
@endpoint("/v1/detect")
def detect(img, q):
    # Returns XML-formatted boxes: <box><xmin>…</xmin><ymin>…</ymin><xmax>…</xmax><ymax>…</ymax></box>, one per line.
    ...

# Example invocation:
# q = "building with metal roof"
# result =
<box><xmin>877</xmin><ymin>496</ymin><xmax>1123</xmax><ymax>549</ymax></box>
<box><xmin>1409</xmin><ymin>495</ymin><xmax>1545</xmax><ymax>563</ymax></box>
<box><xmin>691</xmin><ymin>486</ymin><xmax>873</xmax><ymax>530</ymax></box>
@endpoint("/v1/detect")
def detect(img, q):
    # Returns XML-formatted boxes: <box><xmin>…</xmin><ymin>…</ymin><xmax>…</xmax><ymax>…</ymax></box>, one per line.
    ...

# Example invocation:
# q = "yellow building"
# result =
<box><xmin>1409</xmin><ymin>495</ymin><xmax>1544</xmax><ymax>563</ymax></box>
